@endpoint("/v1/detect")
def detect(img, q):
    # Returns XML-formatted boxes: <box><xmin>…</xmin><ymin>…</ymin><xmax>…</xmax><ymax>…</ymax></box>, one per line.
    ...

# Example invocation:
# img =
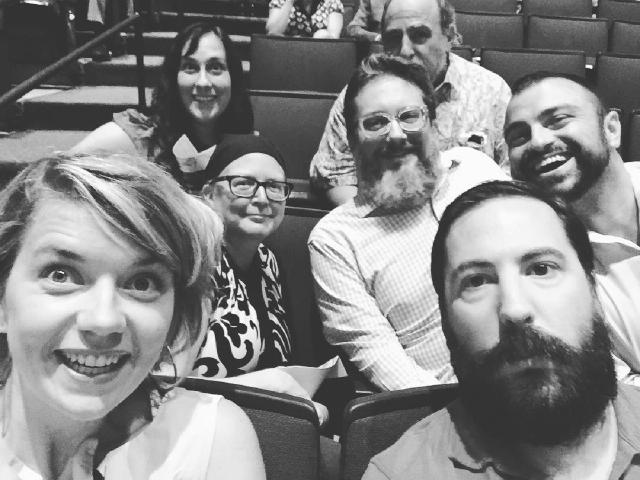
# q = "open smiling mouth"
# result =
<box><xmin>533</xmin><ymin>153</ymin><xmax>572</xmax><ymax>175</ymax></box>
<box><xmin>55</xmin><ymin>351</ymin><xmax>130</xmax><ymax>377</ymax></box>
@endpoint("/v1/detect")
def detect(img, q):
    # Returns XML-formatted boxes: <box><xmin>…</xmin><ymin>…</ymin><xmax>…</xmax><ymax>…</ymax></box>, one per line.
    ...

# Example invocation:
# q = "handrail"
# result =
<box><xmin>0</xmin><ymin>11</ymin><xmax>146</xmax><ymax>114</ymax></box>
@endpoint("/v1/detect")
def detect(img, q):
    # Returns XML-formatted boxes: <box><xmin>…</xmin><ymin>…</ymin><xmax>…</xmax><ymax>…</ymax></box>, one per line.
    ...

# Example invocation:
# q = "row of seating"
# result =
<box><xmin>451</xmin><ymin>0</ymin><xmax>640</xmax><ymax>21</ymax></box>
<box><xmin>455</xmin><ymin>12</ymin><xmax>640</xmax><ymax>57</ymax></box>
<box><xmin>162</xmin><ymin>374</ymin><xmax>458</xmax><ymax>480</ymax></box>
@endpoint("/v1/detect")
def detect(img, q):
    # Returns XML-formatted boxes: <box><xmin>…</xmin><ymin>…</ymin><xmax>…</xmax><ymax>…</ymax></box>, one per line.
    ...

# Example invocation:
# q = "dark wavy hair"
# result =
<box><xmin>149</xmin><ymin>22</ymin><xmax>254</xmax><ymax>180</ymax></box>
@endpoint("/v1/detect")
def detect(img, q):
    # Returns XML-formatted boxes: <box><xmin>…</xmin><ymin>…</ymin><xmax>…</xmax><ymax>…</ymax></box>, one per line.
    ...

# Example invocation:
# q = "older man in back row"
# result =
<box><xmin>311</xmin><ymin>0</ymin><xmax>511</xmax><ymax>206</ymax></box>
<box><xmin>505</xmin><ymin>72</ymin><xmax>640</xmax><ymax>379</ymax></box>
<box><xmin>308</xmin><ymin>54</ymin><xmax>505</xmax><ymax>391</ymax></box>
<box><xmin>363</xmin><ymin>180</ymin><xmax>640</xmax><ymax>479</ymax></box>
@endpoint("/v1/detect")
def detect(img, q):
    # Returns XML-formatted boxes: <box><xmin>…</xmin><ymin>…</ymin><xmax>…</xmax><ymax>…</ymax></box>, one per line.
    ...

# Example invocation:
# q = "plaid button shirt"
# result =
<box><xmin>308</xmin><ymin>148</ymin><xmax>507</xmax><ymax>390</ymax></box>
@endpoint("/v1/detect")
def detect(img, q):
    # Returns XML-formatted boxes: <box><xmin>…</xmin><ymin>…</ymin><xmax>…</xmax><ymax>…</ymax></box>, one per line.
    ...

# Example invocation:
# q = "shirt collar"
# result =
<box><xmin>447</xmin><ymin>384</ymin><xmax>640</xmax><ymax>478</ymax></box>
<box><xmin>434</xmin><ymin>52</ymin><xmax>462</xmax><ymax>105</ymax></box>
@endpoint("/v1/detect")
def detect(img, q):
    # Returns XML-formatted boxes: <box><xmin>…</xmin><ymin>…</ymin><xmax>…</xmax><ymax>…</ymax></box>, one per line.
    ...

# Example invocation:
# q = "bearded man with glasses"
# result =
<box><xmin>311</xmin><ymin>0</ymin><xmax>512</xmax><ymax>207</ymax></box>
<box><xmin>308</xmin><ymin>55</ymin><xmax>506</xmax><ymax>391</ymax></box>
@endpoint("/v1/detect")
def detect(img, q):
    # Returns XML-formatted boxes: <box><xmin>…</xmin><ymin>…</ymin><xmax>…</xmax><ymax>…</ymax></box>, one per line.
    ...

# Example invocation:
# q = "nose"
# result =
<box><xmin>77</xmin><ymin>276</ymin><xmax>125</xmax><ymax>348</ymax></box>
<box><xmin>195</xmin><ymin>66</ymin><xmax>212</xmax><ymax>88</ymax></box>
<box><xmin>399</xmin><ymin>32</ymin><xmax>415</xmax><ymax>59</ymax></box>
<box><xmin>386</xmin><ymin>118</ymin><xmax>408</xmax><ymax>142</ymax></box>
<box><xmin>529</xmin><ymin>123</ymin><xmax>555</xmax><ymax>151</ymax></box>
<box><xmin>497</xmin><ymin>277</ymin><xmax>534</xmax><ymax>327</ymax></box>
<box><xmin>250</xmin><ymin>184</ymin><xmax>269</xmax><ymax>205</ymax></box>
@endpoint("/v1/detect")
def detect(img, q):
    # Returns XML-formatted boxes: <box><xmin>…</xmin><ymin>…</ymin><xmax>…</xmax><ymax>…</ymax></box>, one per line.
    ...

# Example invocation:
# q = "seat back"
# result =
<box><xmin>627</xmin><ymin>109</ymin><xmax>640</xmax><ymax>162</ymax></box>
<box><xmin>451</xmin><ymin>45</ymin><xmax>474</xmax><ymax>61</ymax></box>
<box><xmin>264</xmin><ymin>206</ymin><xmax>332</xmax><ymax>366</ymax></box>
<box><xmin>526</xmin><ymin>15</ymin><xmax>609</xmax><ymax>58</ymax></box>
<box><xmin>599</xmin><ymin>0</ymin><xmax>640</xmax><ymax>22</ymax></box>
<box><xmin>595</xmin><ymin>53</ymin><xmax>640</xmax><ymax>124</ymax></box>
<box><xmin>250</xmin><ymin>34</ymin><xmax>358</xmax><ymax>93</ymax></box>
<box><xmin>341</xmin><ymin>384</ymin><xmax>459</xmax><ymax>480</ymax></box>
<box><xmin>449</xmin><ymin>0</ymin><xmax>518</xmax><ymax>13</ymax></box>
<box><xmin>455</xmin><ymin>12</ymin><xmax>524</xmax><ymax>51</ymax></box>
<box><xmin>178</xmin><ymin>377</ymin><xmax>320</xmax><ymax>480</ymax></box>
<box><xmin>522</xmin><ymin>0</ymin><xmax>592</xmax><ymax>17</ymax></box>
<box><xmin>480</xmin><ymin>48</ymin><xmax>586</xmax><ymax>86</ymax></box>
<box><xmin>250</xmin><ymin>90</ymin><xmax>337</xmax><ymax>181</ymax></box>
<box><xmin>609</xmin><ymin>21</ymin><xmax>640</xmax><ymax>55</ymax></box>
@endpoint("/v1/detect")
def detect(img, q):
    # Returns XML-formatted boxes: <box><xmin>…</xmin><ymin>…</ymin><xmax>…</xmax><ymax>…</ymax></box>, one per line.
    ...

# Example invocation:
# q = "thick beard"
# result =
<box><xmin>452</xmin><ymin>316</ymin><xmax>617</xmax><ymax>446</ymax></box>
<box><xmin>359</xmin><ymin>143</ymin><xmax>439</xmax><ymax>213</ymax></box>
<box><xmin>520</xmin><ymin>133</ymin><xmax>609</xmax><ymax>202</ymax></box>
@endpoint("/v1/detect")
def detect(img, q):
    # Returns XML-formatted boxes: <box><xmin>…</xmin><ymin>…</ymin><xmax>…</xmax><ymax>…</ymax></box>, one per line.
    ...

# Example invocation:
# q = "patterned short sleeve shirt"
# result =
<box><xmin>269</xmin><ymin>0</ymin><xmax>344</xmax><ymax>36</ymax></box>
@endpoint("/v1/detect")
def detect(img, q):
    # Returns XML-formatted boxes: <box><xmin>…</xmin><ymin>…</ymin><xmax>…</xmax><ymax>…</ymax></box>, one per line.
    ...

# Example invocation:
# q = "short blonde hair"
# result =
<box><xmin>0</xmin><ymin>154</ymin><xmax>222</xmax><ymax>380</ymax></box>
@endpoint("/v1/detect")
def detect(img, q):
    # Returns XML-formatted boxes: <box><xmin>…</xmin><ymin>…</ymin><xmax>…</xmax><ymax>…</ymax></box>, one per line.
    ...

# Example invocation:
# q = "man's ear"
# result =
<box><xmin>603</xmin><ymin>109</ymin><xmax>622</xmax><ymax>150</ymax></box>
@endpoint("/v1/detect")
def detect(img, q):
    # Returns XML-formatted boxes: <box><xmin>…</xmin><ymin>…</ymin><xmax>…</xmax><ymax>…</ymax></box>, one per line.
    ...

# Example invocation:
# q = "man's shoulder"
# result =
<box><xmin>449</xmin><ymin>54</ymin><xmax>510</xmax><ymax>94</ymax></box>
<box><xmin>367</xmin><ymin>405</ymin><xmax>460</xmax><ymax>478</ymax></box>
<box><xmin>623</xmin><ymin>162</ymin><xmax>640</xmax><ymax>183</ymax></box>
<box><xmin>308</xmin><ymin>200</ymin><xmax>361</xmax><ymax>245</ymax></box>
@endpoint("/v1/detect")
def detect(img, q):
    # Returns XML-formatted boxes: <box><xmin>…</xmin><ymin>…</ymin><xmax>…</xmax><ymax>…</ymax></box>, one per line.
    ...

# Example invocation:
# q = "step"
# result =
<box><xmin>82</xmin><ymin>54</ymin><xmax>250</xmax><ymax>87</ymax></box>
<box><xmin>83</xmin><ymin>54</ymin><xmax>165</xmax><ymax>86</ymax></box>
<box><xmin>122</xmin><ymin>32</ymin><xmax>251</xmax><ymax>60</ymax></box>
<box><xmin>0</xmin><ymin>129</ymin><xmax>89</xmax><ymax>164</ymax></box>
<box><xmin>158</xmin><ymin>12</ymin><xmax>267</xmax><ymax>35</ymax></box>
<box><xmin>18</xmin><ymin>86</ymin><xmax>154</xmax><ymax>129</ymax></box>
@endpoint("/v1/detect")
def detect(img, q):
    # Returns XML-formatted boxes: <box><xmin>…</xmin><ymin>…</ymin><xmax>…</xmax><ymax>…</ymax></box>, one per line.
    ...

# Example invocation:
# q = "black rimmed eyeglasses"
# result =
<box><xmin>209</xmin><ymin>175</ymin><xmax>294</xmax><ymax>201</ymax></box>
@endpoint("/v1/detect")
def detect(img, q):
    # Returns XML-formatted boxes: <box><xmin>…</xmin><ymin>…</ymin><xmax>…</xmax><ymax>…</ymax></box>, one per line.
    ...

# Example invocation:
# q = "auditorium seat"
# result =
<box><xmin>598</xmin><ymin>0</ymin><xmax>640</xmax><ymax>23</ymax></box>
<box><xmin>264</xmin><ymin>206</ymin><xmax>332</xmax><ymax>366</ymax></box>
<box><xmin>451</xmin><ymin>45</ymin><xmax>474</xmax><ymax>61</ymax></box>
<box><xmin>609</xmin><ymin>21</ymin><xmax>640</xmax><ymax>56</ymax></box>
<box><xmin>480</xmin><ymin>48</ymin><xmax>586</xmax><ymax>87</ymax></box>
<box><xmin>177</xmin><ymin>377</ymin><xmax>321</xmax><ymax>480</ymax></box>
<box><xmin>455</xmin><ymin>12</ymin><xmax>524</xmax><ymax>52</ymax></box>
<box><xmin>522</xmin><ymin>0</ymin><xmax>592</xmax><ymax>17</ymax></box>
<box><xmin>626</xmin><ymin>110</ymin><xmax>640</xmax><ymax>162</ymax></box>
<box><xmin>526</xmin><ymin>15</ymin><xmax>609</xmax><ymax>60</ymax></box>
<box><xmin>449</xmin><ymin>0</ymin><xmax>518</xmax><ymax>13</ymax></box>
<box><xmin>595</xmin><ymin>53</ymin><xmax>640</xmax><ymax>125</ymax></box>
<box><xmin>250</xmin><ymin>89</ymin><xmax>337</xmax><ymax>184</ymax></box>
<box><xmin>250</xmin><ymin>34</ymin><xmax>358</xmax><ymax>93</ymax></box>
<box><xmin>340</xmin><ymin>384</ymin><xmax>459</xmax><ymax>480</ymax></box>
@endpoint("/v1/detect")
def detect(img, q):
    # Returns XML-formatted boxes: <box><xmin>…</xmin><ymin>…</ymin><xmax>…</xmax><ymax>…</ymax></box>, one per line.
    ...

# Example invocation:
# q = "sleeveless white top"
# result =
<box><xmin>98</xmin><ymin>388</ymin><xmax>222</xmax><ymax>479</ymax></box>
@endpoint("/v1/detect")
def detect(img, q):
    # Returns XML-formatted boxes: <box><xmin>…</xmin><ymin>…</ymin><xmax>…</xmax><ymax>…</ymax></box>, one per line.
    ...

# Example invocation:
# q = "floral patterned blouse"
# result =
<box><xmin>269</xmin><ymin>0</ymin><xmax>344</xmax><ymax>37</ymax></box>
<box><xmin>193</xmin><ymin>245</ymin><xmax>292</xmax><ymax>378</ymax></box>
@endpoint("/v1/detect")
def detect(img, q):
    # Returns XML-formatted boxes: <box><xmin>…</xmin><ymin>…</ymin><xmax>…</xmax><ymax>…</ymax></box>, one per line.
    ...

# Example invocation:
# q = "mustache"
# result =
<box><xmin>471</xmin><ymin>321</ymin><xmax>584</xmax><ymax>371</ymax></box>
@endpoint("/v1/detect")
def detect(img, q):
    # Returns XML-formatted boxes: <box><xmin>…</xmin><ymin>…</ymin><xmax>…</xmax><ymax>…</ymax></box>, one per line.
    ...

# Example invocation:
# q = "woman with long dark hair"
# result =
<box><xmin>71</xmin><ymin>22</ymin><xmax>253</xmax><ymax>192</ymax></box>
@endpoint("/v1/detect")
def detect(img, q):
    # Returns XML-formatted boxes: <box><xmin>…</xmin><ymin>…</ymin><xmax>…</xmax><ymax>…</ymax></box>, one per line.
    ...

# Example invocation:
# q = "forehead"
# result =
<box><xmin>506</xmin><ymin>78</ymin><xmax>598</xmax><ymax>125</ymax></box>
<box><xmin>182</xmin><ymin>32</ymin><xmax>226</xmax><ymax>60</ymax></box>
<box><xmin>219</xmin><ymin>153</ymin><xmax>285</xmax><ymax>179</ymax></box>
<box><xmin>23</xmin><ymin>197</ymin><xmax>143</xmax><ymax>257</ymax></box>
<box><xmin>355</xmin><ymin>75</ymin><xmax>424</xmax><ymax>117</ymax></box>
<box><xmin>385</xmin><ymin>0</ymin><xmax>441</xmax><ymax>29</ymax></box>
<box><xmin>445</xmin><ymin>197</ymin><xmax>578</xmax><ymax>268</ymax></box>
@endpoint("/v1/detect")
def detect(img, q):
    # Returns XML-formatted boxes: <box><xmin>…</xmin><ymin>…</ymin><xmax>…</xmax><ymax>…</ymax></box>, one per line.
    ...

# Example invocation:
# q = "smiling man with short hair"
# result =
<box><xmin>506</xmin><ymin>72</ymin><xmax>640</xmax><ymax>380</ymax></box>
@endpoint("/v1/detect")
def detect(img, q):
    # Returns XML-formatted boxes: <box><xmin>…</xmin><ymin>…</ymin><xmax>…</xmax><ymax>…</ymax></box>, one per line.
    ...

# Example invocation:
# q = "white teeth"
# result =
<box><xmin>540</xmin><ymin>154</ymin><xmax>567</xmax><ymax>167</ymax></box>
<box><xmin>63</xmin><ymin>352</ymin><xmax>123</xmax><ymax>367</ymax></box>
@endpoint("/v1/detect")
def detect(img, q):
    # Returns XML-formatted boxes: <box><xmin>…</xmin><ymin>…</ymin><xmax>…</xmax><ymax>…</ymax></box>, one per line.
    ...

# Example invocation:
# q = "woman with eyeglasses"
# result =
<box><xmin>70</xmin><ymin>22</ymin><xmax>253</xmax><ymax>193</ymax></box>
<box><xmin>194</xmin><ymin>134</ymin><xmax>329</xmax><ymax>424</ymax></box>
